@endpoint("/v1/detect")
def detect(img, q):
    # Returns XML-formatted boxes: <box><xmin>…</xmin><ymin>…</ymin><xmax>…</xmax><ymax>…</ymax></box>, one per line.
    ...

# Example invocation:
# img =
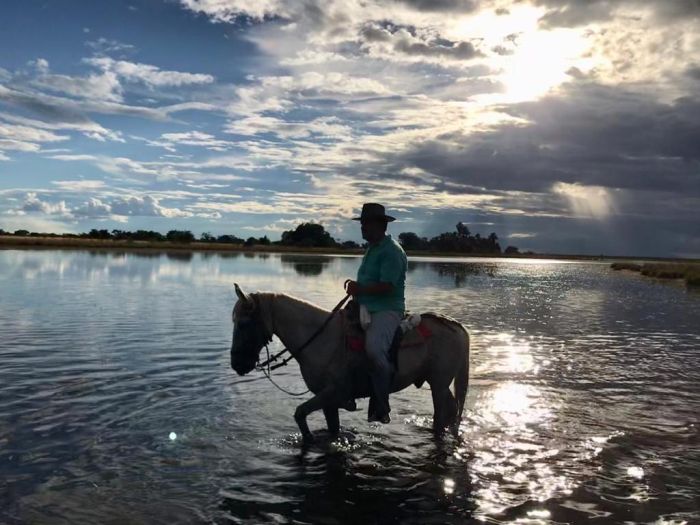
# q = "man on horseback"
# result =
<box><xmin>345</xmin><ymin>203</ymin><xmax>408</xmax><ymax>424</ymax></box>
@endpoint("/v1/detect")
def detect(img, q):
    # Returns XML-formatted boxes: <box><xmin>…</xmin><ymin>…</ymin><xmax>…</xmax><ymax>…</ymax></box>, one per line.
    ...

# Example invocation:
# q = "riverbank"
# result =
<box><xmin>0</xmin><ymin>234</ymin><xmax>364</xmax><ymax>255</ymax></box>
<box><xmin>611</xmin><ymin>261</ymin><xmax>700</xmax><ymax>286</ymax></box>
<box><xmin>1</xmin><ymin>235</ymin><xmax>698</xmax><ymax>263</ymax></box>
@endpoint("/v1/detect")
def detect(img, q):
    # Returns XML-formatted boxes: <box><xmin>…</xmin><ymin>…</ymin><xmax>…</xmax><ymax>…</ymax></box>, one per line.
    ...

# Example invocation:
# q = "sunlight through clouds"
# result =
<box><xmin>0</xmin><ymin>0</ymin><xmax>698</xmax><ymax>255</ymax></box>
<box><xmin>552</xmin><ymin>182</ymin><xmax>616</xmax><ymax>219</ymax></box>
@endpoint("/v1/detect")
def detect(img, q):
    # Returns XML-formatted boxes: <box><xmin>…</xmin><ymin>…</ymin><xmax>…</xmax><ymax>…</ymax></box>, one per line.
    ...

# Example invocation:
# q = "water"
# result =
<box><xmin>1</xmin><ymin>249</ymin><xmax>699</xmax><ymax>524</ymax></box>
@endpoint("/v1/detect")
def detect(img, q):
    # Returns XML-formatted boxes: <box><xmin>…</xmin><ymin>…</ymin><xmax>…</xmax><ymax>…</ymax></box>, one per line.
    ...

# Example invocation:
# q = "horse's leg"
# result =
<box><xmin>444</xmin><ymin>390</ymin><xmax>457</xmax><ymax>429</ymax></box>
<box><xmin>431</xmin><ymin>387</ymin><xmax>454</xmax><ymax>434</ymax></box>
<box><xmin>294</xmin><ymin>389</ymin><xmax>333</xmax><ymax>443</ymax></box>
<box><xmin>323</xmin><ymin>407</ymin><xmax>340</xmax><ymax>436</ymax></box>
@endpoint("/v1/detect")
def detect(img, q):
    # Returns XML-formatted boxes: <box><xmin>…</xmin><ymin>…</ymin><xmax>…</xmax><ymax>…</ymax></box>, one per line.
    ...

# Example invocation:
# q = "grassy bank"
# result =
<box><xmin>611</xmin><ymin>261</ymin><xmax>700</xmax><ymax>286</ymax></box>
<box><xmin>0</xmin><ymin>235</ymin><xmax>365</xmax><ymax>255</ymax></box>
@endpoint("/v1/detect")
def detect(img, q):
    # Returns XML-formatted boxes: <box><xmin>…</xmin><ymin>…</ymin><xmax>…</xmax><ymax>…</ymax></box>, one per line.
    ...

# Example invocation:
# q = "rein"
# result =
<box><xmin>254</xmin><ymin>286</ymin><xmax>352</xmax><ymax>396</ymax></box>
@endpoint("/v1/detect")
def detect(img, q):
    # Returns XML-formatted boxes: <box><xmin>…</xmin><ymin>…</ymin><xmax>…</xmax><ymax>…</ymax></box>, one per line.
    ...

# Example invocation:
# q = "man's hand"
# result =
<box><xmin>345</xmin><ymin>280</ymin><xmax>360</xmax><ymax>296</ymax></box>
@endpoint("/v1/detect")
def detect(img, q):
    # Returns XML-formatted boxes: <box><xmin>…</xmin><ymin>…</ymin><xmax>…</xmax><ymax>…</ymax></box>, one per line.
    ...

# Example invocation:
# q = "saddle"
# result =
<box><xmin>340</xmin><ymin>300</ymin><xmax>432</xmax><ymax>370</ymax></box>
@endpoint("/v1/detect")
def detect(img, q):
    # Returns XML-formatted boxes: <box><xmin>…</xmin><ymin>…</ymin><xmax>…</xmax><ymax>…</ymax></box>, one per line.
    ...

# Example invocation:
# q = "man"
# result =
<box><xmin>346</xmin><ymin>203</ymin><xmax>407</xmax><ymax>424</ymax></box>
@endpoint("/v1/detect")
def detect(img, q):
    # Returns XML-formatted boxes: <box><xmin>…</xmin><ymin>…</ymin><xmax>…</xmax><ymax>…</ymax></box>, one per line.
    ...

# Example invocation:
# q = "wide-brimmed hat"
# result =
<box><xmin>352</xmin><ymin>203</ymin><xmax>396</xmax><ymax>222</ymax></box>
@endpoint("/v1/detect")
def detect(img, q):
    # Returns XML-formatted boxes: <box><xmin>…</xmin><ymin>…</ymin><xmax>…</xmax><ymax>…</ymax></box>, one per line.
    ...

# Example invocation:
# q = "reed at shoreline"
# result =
<box><xmin>611</xmin><ymin>261</ymin><xmax>700</xmax><ymax>286</ymax></box>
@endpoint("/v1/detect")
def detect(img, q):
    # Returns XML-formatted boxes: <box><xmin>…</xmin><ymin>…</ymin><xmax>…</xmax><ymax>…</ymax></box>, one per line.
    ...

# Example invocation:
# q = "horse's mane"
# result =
<box><xmin>251</xmin><ymin>292</ymin><xmax>331</xmax><ymax>316</ymax></box>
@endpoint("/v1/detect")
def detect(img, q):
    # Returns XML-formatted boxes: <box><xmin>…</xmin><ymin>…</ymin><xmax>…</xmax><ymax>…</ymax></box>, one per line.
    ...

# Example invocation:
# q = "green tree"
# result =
<box><xmin>456</xmin><ymin>222</ymin><xmax>470</xmax><ymax>237</ymax></box>
<box><xmin>398</xmin><ymin>232</ymin><xmax>429</xmax><ymax>250</ymax></box>
<box><xmin>166</xmin><ymin>230</ymin><xmax>195</xmax><ymax>243</ymax></box>
<box><xmin>87</xmin><ymin>229</ymin><xmax>112</xmax><ymax>239</ymax></box>
<box><xmin>217</xmin><ymin>234</ymin><xmax>244</xmax><ymax>244</ymax></box>
<box><xmin>280</xmin><ymin>223</ymin><xmax>337</xmax><ymax>248</ymax></box>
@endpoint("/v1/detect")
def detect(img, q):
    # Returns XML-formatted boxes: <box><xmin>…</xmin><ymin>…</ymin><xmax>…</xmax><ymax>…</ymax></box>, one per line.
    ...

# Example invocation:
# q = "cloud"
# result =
<box><xmin>12</xmin><ymin>192</ymin><xmax>203</xmax><ymax>221</ymax></box>
<box><xmin>72</xmin><ymin>197</ymin><xmax>113</xmax><ymax>218</ymax></box>
<box><xmin>552</xmin><ymin>182</ymin><xmax>615</xmax><ymax>218</ymax></box>
<box><xmin>84</xmin><ymin>57</ymin><xmax>215</xmax><ymax>87</ymax></box>
<box><xmin>0</xmin><ymin>62</ymin><xmax>218</xmax><ymax>131</ymax></box>
<box><xmin>29</xmin><ymin>58</ymin><xmax>123</xmax><ymax>102</ymax></box>
<box><xmin>226</xmin><ymin>72</ymin><xmax>391</xmax><ymax>118</ymax></box>
<box><xmin>144</xmin><ymin>131</ymin><xmax>235</xmax><ymax>152</ymax></box>
<box><xmin>360</xmin><ymin>23</ymin><xmax>482</xmax><ymax>62</ymax></box>
<box><xmin>48</xmin><ymin>152</ymin><xmax>254</xmax><ymax>182</ymax></box>
<box><xmin>108</xmin><ymin>195</ymin><xmax>194</xmax><ymax>218</ymax></box>
<box><xmin>179</xmin><ymin>0</ymin><xmax>290</xmax><ymax>21</ymax></box>
<box><xmin>85</xmin><ymin>37</ymin><xmax>136</xmax><ymax>55</ymax></box>
<box><xmin>395</xmin><ymin>0</ymin><xmax>478</xmax><ymax>12</ymax></box>
<box><xmin>0</xmin><ymin>118</ymin><xmax>69</xmax><ymax>156</ymax></box>
<box><xmin>1</xmin><ymin>0</ymin><xmax>698</xmax><ymax>256</ymax></box>
<box><xmin>20</xmin><ymin>193</ymin><xmax>71</xmax><ymax>217</ymax></box>
<box><xmin>51</xmin><ymin>180</ymin><xmax>107</xmax><ymax>191</ymax></box>
<box><xmin>535</xmin><ymin>0</ymin><xmax>700</xmax><ymax>28</ymax></box>
<box><xmin>382</xmin><ymin>83</ymin><xmax>700</xmax><ymax>197</ymax></box>
<box><xmin>225</xmin><ymin>115</ymin><xmax>352</xmax><ymax>140</ymax></box>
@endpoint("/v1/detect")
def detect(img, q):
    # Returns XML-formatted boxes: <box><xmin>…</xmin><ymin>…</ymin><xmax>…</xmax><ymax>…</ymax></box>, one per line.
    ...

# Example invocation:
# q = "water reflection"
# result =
<box><xmin>1</xmin><ymin>250</ymin><xmax>699</xmax><ymax>524</ymax></box>
<box><xmin>429</xmin><ymin>261</ymin><xmax>498</xmax><ymax>287</ymax></box>
<box><xmin>280</xmin><ymin>254</ymin><xmax>332</xmax><ymax>276</ymax></box>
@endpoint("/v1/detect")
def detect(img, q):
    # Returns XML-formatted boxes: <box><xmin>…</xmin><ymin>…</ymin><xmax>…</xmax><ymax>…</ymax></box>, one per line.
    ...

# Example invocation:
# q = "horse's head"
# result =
<box><xmin>230</xmin><ymin>284</ymin><xmax>272</xmax><ymax>375</ymax></box>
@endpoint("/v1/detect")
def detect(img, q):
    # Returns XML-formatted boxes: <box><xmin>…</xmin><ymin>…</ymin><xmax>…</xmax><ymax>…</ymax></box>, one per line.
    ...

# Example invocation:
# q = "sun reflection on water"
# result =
<box><xmin>479</xmin><ymin>333</ymin><xmax>539</xmax><ymax>376</ymax></box>
<box><xmin>464</xmin><ymin>331</ymin><xmax>581</xmax><ymax>519</ymax></box>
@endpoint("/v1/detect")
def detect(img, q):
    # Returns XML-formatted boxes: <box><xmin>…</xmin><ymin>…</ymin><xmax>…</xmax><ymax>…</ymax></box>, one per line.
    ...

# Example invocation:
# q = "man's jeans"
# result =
<box><xmin>365</xmin><ymin>310</ymin><xmax>402</xmax><ymax>417</ymax></box>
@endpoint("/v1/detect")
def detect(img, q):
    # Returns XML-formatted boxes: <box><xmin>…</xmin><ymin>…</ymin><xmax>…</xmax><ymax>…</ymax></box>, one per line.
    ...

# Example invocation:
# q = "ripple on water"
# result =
<box><xmin>1</xmin><ymin>252</ymin><xmax>699</xmax><ymax>524</ymax></box>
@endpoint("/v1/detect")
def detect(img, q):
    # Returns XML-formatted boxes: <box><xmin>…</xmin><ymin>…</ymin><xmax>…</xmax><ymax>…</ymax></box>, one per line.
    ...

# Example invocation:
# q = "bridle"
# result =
<box><xmin>249</xmin><ymin>284</ymin><xmax>353</xmax><ymax>396</ymax></box>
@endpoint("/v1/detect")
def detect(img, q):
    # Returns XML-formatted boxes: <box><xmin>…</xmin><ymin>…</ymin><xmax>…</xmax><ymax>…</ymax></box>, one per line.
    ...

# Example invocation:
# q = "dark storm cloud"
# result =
<box><xmin>395</xmin><ymin>38</ymin><xmax>480</xmax><ymax>59</ymax></box>
<box><xmin>687</xmin><ymin>65</ymin><xmax>700</xmax><ymax>80</ymax></box>
<box><xmin>388</xmin><ymin>83</ymin><xmax>700</xmax><ymax>195</ymax></box>
<box><xmin>394</xmin><ymin>0</ymin><xmax>479</xmax><ymax>12</ymax></box>
<box><xmin>534</xmin><ymin>0</ymin><xmax>700</xmax><ymax>27</ymax></box>
<box><xmin>360</xmin><ymin>23</ymin><xmax>482</xmax><ymax>60</ymax></box>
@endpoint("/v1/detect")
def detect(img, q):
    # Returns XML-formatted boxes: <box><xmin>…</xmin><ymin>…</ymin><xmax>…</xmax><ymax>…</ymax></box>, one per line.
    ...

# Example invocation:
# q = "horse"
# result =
<box><xmin>230</xmin><ymin>284</ymin><xmax>470</xmax><ymax>442</ymax></box>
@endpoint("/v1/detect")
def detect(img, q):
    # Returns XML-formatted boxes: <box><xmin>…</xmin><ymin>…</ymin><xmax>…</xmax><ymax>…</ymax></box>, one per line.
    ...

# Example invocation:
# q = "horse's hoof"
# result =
<box><xmin>342</xmin><ymin>399</ymin><xmax>358</xmax><ymax>411</ymax></box>
<box><xmin>302</xmin><ymin>433</ymin><xmax>315</xmax><ymax>444</ymax></box>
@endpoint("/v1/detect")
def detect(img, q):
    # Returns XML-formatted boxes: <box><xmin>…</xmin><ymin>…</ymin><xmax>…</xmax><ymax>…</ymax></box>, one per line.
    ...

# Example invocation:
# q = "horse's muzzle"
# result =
<box><xmin>231</xmin><ymin>360</ymin><xmax>255</xmax><ymax>376</ymax></box>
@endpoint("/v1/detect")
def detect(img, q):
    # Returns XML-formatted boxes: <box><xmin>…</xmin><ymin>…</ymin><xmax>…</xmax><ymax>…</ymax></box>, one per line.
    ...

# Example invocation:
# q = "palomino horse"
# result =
<box><xmin>230</xmin><ymin>284</ymin><xmax>470</xmax><ymax>442</ymax></box>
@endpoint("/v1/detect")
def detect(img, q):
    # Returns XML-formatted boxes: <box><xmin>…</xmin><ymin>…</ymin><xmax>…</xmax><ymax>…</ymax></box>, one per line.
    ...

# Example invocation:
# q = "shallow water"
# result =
<box><xmin>1</xmin><ymin>249</ymin><xmax>699</xmax><ymax>524</ymax></box>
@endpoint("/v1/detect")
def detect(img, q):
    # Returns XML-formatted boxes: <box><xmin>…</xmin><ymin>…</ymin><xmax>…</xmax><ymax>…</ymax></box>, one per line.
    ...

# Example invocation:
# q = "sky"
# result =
<box><xmin>0</xmin><ymin>0</ymin><xmax>698</xmax><ymax>257</ymax></box>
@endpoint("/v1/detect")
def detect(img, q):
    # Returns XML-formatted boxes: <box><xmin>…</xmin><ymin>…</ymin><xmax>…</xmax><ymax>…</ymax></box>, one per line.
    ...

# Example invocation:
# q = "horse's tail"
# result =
<box><xmin>453</xmin><ymin>327</ymin><xmax>469</xmax><ymax>435</ymax></box>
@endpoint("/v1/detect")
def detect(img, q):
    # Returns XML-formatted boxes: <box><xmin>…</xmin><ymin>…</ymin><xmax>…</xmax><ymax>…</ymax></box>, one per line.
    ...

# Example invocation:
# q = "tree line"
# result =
<box><xmin>1</xmin><ymin>221</ymin><xmax>519</xmax><ymax>254</ymax></box>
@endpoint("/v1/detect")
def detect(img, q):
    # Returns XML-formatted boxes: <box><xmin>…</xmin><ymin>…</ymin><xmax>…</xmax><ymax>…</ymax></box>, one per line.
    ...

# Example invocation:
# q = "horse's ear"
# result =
<box><xmin>234</xmin><ymin>283</ymin><xmax>249</xmax><ymax>304</ymax></box>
